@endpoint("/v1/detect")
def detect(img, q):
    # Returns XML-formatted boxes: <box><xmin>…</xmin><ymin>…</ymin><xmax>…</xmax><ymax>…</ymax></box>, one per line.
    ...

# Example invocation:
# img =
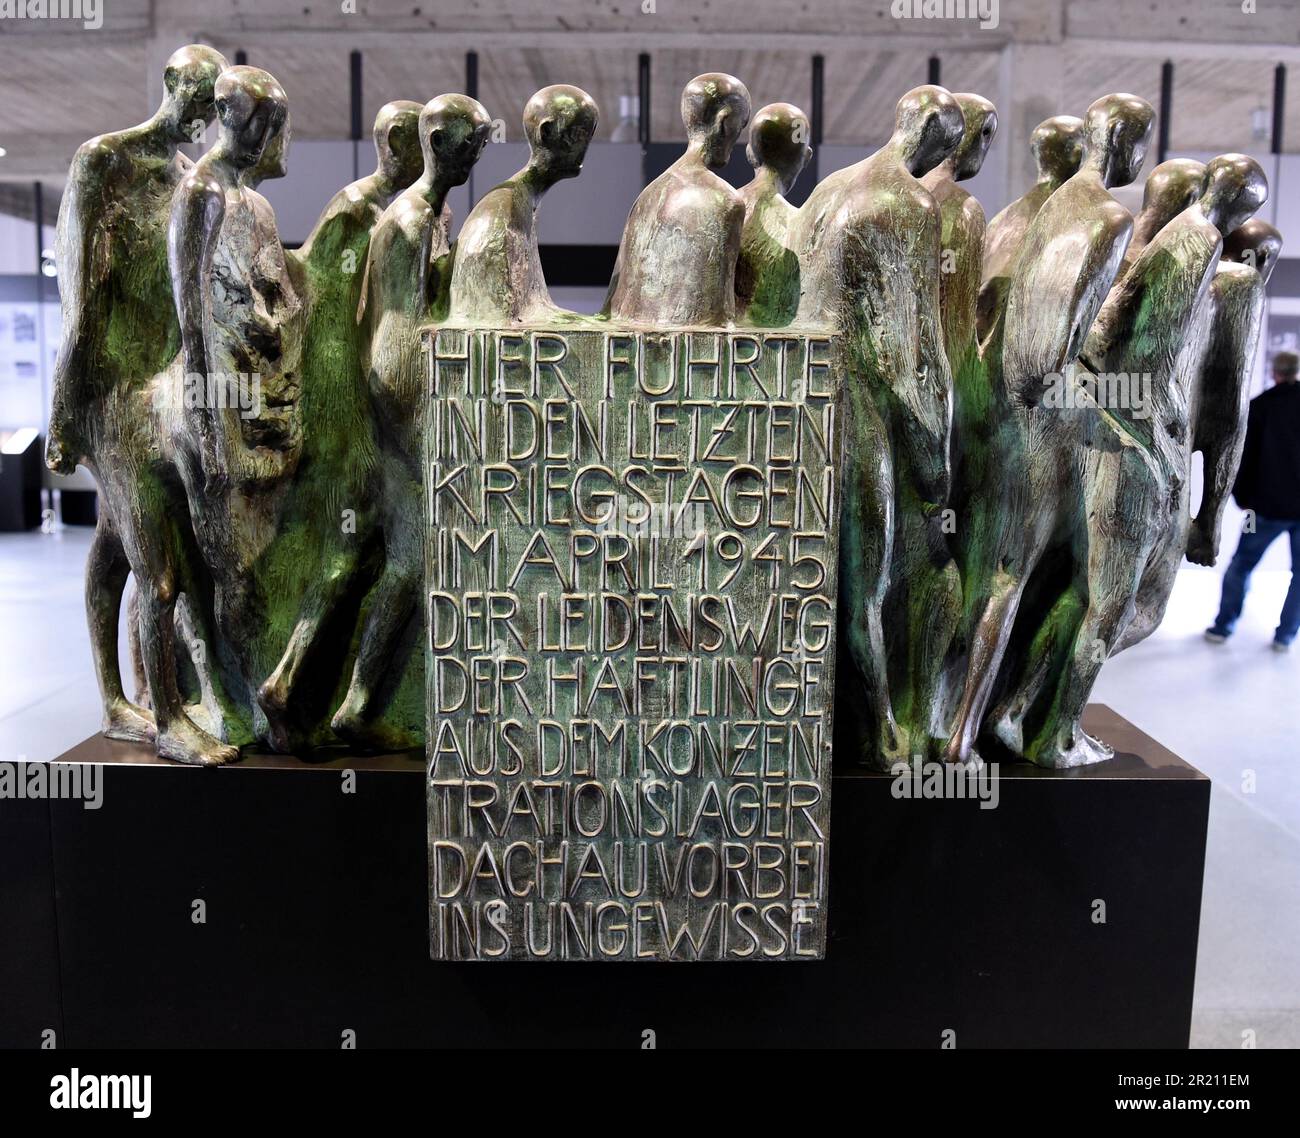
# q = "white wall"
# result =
<box><xmin>0</xmin><ymin>216</ymin><xmax>51</xmax><ymax>276</ymax></box>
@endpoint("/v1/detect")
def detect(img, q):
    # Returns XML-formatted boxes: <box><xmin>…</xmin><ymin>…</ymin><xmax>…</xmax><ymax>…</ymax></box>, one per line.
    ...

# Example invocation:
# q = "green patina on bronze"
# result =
<box><xmin>52</xmin><ymin>56</ymin><xmax>1281</xmax><ymax>785</ymax></box>
<box><xmin>46</xmin><ymin>44</ymin><xmax>239</xmax><ymax>765</ymax></box>
<box><xmin>251</xmin><ymin>100</ymin><xmax>426</xmax><ymax>750</ymax></box>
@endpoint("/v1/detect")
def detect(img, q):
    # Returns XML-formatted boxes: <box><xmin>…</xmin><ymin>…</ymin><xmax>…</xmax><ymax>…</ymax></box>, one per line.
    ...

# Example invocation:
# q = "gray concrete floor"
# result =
<box><xmin>2</xmin><ymin>521</ymin><xmax>1297</xmax><ymax>1047</ymax></box>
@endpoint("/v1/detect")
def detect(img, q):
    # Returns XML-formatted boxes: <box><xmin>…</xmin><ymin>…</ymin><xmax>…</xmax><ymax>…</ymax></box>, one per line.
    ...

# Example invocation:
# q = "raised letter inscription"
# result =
<box><xmin>424</xmin><ymin>325</ymin><xmax>840</xmax><ymax>961</ymax></box>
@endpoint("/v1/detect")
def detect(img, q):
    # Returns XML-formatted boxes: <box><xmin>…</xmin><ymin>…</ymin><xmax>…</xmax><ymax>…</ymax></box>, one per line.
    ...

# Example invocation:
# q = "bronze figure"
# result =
<box><xmin>978</xmin><ymin>114</ymin><xmax>1084</xmax><ymax>342</ymax></box>
<box><xmin>167</xmin><ymin>64</ymin><xmax>300</xmax><ymax>762</ymax></box>
<box><xmin>607</xmin><ymin>73</ymin><xmax>750</xmax><ymax>326</ymax></box>
<box><xmin>449</xmin><ymin>85</ymin><xmax>597</xmax><ymax>324</ymax></box>
<box><xmin>1184</xmin><ymin>216</ymin><xmax>1283</xmax><ymax>570</ymax></box>
<box><xmin>919</xmin><ymin>92</ymin><xmax>999</xmax><ymax>755</ymax></box>
<box><xmin>921</xmin><ymin>92</ymin><xmax>998</xmax><ymax>371</ymax></box>
<box><xmin>255</xmin><ymin>100</ymin><xmax>425</xmax><ymax>750</ymax></box>
<box><xmin>1000</xmin><ymin>152</ymin><xmax>1266</xmax><ymax>767</ymax></box>
<box><xmin>1119</xmin><ymin>157</ymin><xmax>1207</xmax><ymax>277</ymax></box>
<box><xmin>946</xmin><ymin>93</ymin><xmax>1155</xmax><ymax>768</ymax></box>
<box><xmin>46</xmin><ymin>44</ymin><xmax>232</xmax><ymax>765</ymax></box>
<box><xmin>794</xmin><ymin>84</ymin><xmax>963</xmax><ymax>764</ymax></box>
<box><xmin>735</xmin><ymin>101</ymin><xmax>812</xmax><ymax>327</ymax></box>
<box><xmin>1113</xmin><ymin>190</ymin><xmax>1276</xmax><ymax>653</ymax></box>
<box><xmin>331</xmin><ymin>94</ymin><xmax>491</xmax><ymax>750</ymax></box>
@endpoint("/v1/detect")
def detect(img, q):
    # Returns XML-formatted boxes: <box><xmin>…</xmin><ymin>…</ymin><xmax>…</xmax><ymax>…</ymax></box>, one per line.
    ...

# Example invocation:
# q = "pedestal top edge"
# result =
<box><xmin>42</xmin><ymin>705</ymin><xmax>1205</xmax><ymax>781</ymax></box>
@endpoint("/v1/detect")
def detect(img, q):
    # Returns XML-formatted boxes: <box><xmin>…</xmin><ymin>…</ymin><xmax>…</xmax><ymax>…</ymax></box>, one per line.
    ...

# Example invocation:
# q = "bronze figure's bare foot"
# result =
<box><xmin>330</xmin><ymin>706</ymin><xmax>421</xmax><ymax>753</ymax></box>
<box><xmin>988</xmin><ymin>708</ymin><xmax>1025</xmax><ymax>758</ymax></box>
<box><xmin>877</xmin><ymin>721</ymin><xmax>911</xmax><ymax>770</ymax></box>
<box><xmin>103</xmin><ymin>698</ymin><xmax>157</xmax><ymax>744</ymax></box>
<box><xmin>157</xmin><ymin>716</ymin><xmax>240</xmax><ymax>767</ymax></box>
<box><xmin>1029</xmin><ymin>728</ymin><xmax>1114</xmax><ymax>770</ymax></box>
<box><xmin>255</xmin><ymin>673</ymin><xmax>298</xmax><ymax>751</ymax></box>
<box><xmin>184</xmin><ymin>701</ymin><xmax>227</xmax><ymax>742</ymax></box>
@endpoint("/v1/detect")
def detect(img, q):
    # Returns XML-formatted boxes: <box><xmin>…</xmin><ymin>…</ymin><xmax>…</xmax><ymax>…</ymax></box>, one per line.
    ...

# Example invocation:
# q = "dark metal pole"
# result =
<box><xmin>1272</xmin><ymin>63</ymin><xmax>1287</xmax><ymax>155</ymax></box>
<box><xmin>465</xmin><ymin>52</ymin><xmax>479</xmax><ymax>202</ymax></box>
<box><xmin>465</xmin><ymin>50</ymin><xmax>478</xmax><ymax>101</ymax></box>
<box><xmin>638</xmin><ymin>52</ymin><xmax>651</xmax><ymax>149</ymax></box>
<box><xmin>234</xmin><ymin>50</ymin><xmax>247</xmax><ymax>66</ymax></box>
<box><xmin>34</xmin><ymin>180</ymin><xmax>50</xmax><ymax>446</ymax></box>
<box><xmin>33</xmin><ymin>181</ymin><xmax>44</xmax><ymax>271</ymax></box>
<box><xmin>1157</xmin><ymin>60</ymin><xmax>1173</xmax><ymax>164</ymax></box>
<box><xmin>811</xmin><ymin>54</ymin><xmax>825</xmax><ymax>148</ymax></box>
<box><xmin>349</xmin><ymin>50</ymin><xmax>363</xmax><ymax>181</ymax></box>
<box><xmin>928</xmin><ymin>55</ymin><xmax>940</xmax><ymax>86</ymax></box>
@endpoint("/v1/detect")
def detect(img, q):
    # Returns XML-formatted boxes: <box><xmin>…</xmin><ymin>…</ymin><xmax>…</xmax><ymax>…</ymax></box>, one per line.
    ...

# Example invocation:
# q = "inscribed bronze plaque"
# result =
<box><xmin>424</xmin><ymin>325</ymin><xmax>840</xmax><ymax>960</ymax></box>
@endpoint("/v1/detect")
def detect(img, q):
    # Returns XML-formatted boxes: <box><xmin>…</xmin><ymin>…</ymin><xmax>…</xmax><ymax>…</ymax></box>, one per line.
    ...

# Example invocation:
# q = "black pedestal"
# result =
<box><xmin>0</xmin><ymin>431</ymin><xmax>43</xmax><ymax>531</ymax></box>
<box><xmin>2</xmin><ymin>706</ymin><xmax>1208</xmax><ymax>1048</ymax></box>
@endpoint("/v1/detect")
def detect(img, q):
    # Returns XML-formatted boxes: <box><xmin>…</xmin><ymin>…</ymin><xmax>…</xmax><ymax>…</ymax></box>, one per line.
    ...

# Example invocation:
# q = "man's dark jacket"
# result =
<box><xmin>1233</xmin><ymin>381</ymin><xmax>1300</xmax><ymax>521</ymax></box>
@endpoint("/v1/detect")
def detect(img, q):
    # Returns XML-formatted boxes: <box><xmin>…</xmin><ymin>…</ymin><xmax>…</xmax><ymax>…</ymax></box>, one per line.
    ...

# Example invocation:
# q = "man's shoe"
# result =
<box><xmin>1272</xmin><ymin>639</ymin><xmax>1292</xmax><ymax>653</ymax></box>
<box><xmin>1204</xmin><ymin>628</ymin><xmax>1229</xmax><ymax>644</ymax></box>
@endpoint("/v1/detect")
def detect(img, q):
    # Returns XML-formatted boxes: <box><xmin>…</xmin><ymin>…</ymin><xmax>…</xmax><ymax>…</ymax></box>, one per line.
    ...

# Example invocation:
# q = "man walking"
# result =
<box><xmin>1207</xmin><ymin>351</ymin><xmax>1300</xmax><ymax>650</ymax></box>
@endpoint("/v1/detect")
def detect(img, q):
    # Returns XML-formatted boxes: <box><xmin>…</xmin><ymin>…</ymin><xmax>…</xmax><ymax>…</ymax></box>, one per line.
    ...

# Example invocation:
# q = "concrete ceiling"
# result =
<box><xmin>1</xmin><ymin>0</ymin><xmax>1299</xmax><ymax>182</ymax></box>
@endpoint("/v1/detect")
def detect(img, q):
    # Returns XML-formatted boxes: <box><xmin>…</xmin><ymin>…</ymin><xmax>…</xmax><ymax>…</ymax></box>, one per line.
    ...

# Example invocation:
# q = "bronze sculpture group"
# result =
<box><xmin>48</xmin><ymin>48</ymin><xmax>1283</xmax><ymax>770</ymax></box>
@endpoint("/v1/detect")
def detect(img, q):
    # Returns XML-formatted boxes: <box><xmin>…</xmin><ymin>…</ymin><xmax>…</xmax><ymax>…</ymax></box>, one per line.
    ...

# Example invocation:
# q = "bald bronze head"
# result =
<box><xmin>949</xmin><ymin>92</ymin><xmax>998</xmax><ymax>181</ymax></box>
<box><xmin>1140</xmin><ymin>158</ymin><xmax>1205</xmax><ymax>219</ymax></box>
<box><xmin>893</xmin><ymin>85</ymin><xmax>964</xmax><ymax>177</ymax></box>
<box><xmin>1199</xmin><ymin>153</ymin><xmax>1268</xmax><ymax>237</ymax></box>
<box><xmin>215</xmin><ymin>66</ymin><xmax>290</xmax><ymax>179</ymax></box>
<box><xmin>373</xmin><ymin>100</ymin><xmax>425</xmax><ymax>189</ymax></box>
<box><xmin>682</xmin><ymin>73</ymin><xmax>751</xmax><ymax>169</ymax></box>
<box><xmin>420</xmin><ymin>93</ymin><xmax>491</xmax><ymax>189</ymax></box>
<box><xmin>523</xmin><ymin>84</ymin><xmax>599</xmax><ymax>183</ymax></box>
<box><xmin>160</xmin><ymin>44</ymin><xmax>229</xmax><ymax>143</ymax></box>
<box><xmin>1129</xmin><ymin>158</ymin><xmax>1206</xmax><ymax>254</ymax></box>
<box><xmin>1030</xmin><ymin>114</ymin><xmax>1085</xmax><ymax>185</ymax></box>
<box><xmin>1222</xmin><ymin>217</ymin><xmax>1283</xmax><ymax>286</ymax></box>
<box><xmin>1082</xmin><ymin>93</ymin><xmax>1155</xmax><ymax>188</ymax></box>
<box><xmin>746</xmin><ymin>102</ymin><xmax>812</xmax><ymax>194</ymax></box>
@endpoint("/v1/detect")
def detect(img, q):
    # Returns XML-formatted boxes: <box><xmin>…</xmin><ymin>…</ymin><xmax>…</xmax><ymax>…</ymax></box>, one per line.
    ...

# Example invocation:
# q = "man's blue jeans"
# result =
<box><xmin>1212</xmin><ymin>516</ymin><xmax>1300</xmax><ymax>645</ymax></box>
